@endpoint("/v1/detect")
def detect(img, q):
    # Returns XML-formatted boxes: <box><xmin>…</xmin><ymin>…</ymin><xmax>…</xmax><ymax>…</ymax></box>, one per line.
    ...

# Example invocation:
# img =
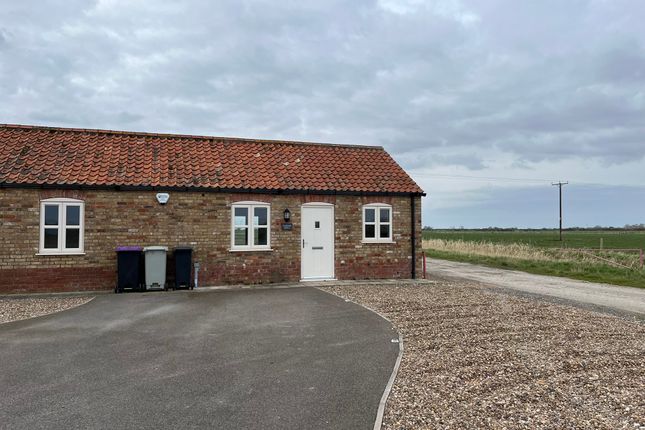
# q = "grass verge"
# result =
<box><xmin>424</xmin><ymin>229</ymin><xmax>645</xmax><ymax>249</ymax></box>
<box><xmin>425</xmin><ymin>248</ymin><xmax>645</xmax><ymax>288</ymax></box>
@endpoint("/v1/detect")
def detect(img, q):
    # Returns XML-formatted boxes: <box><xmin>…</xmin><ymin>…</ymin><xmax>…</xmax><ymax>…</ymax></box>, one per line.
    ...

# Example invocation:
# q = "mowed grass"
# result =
<box><xmin>423</xmin><ymin>231</ymin><xmax>645</xmax><ymax>288</ymax></box>
<box><xmin>424</xmin><ymin>229</ymin><xmax>645</xmax><ymax>249</ymax></box>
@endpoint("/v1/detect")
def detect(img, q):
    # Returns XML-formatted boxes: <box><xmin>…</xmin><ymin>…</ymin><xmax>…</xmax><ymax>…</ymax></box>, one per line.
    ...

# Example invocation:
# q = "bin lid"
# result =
<box><xmin>174</xmin><ymin>246</ymin><xmax>193</xmax><ymax>251</ymax></box>
<box><xmin>116</xmin><ymin>246</ymin><xmax>143</xmax><ymax>252</ymax></box>
<box><xmin>143</xmin><ymin>246</ymin><xmax>168</xmax><ymax>252</ymax></box>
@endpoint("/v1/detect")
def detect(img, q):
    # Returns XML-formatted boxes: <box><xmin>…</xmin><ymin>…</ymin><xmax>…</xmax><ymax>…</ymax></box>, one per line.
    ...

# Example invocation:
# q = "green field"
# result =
<box><xmin>424</xmin><ymin>230</ymin><xmax>645</xmax><ymax>250</ymax></box>
<box><xmin>423</xmin><ymin>229</ymin><xmax>645</xmax><ymax>288</ymax></box>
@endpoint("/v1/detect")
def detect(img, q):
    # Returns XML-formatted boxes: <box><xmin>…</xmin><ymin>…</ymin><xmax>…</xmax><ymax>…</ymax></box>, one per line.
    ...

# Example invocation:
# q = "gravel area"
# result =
<box><xmin>0</xmin><ymin>296</ymin><xmax>93</xmax><ymax>324</ymax></box>
<box><xmin>322</xmin><ymin>280</ymin><xmax>645</xmax><ymax>430</ymax></box>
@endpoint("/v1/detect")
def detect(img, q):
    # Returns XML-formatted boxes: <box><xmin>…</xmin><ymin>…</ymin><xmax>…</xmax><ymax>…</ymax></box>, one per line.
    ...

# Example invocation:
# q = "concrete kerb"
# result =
<box><xmin>1</xmin><ymin>278</ymin><xmax>437</xmax><ymax>298</ymax></box>
<box><xmin>373</xmin><ymin>331</ymin><xmax>403</xmax><ymax>430</ymax></box>
<box><xmin>315</xmin><ymin>286</ymin><xmax>404</xmax><ymax>430</ymax></box>
<box><xmin>0</xmin><ymin>283</ymin><xmax>302</xmax><ymax>299</ymax></box>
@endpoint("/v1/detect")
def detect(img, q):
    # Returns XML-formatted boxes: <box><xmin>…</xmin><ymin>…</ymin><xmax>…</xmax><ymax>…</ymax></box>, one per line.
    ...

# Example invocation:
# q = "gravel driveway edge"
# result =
<box><xmin>0</xmin><ymin>296</ymin><xmax>95</xmax><ymax>324</ymax></box>
<box><xmin>315</xmin><ymin>287</ymin><xmax>404</xmax><ymax>430</ymax></box>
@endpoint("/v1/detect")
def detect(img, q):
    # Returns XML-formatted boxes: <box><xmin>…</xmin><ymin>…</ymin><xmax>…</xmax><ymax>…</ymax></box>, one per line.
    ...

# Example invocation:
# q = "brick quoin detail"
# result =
<box><xmin>0</xmin><ymin>189</ymin><xmax>422</xmax><ymax>293</ymax></box>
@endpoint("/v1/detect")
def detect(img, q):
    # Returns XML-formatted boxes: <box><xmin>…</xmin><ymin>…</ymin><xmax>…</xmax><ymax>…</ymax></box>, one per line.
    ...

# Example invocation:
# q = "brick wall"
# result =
<box><xmin>0</xmin><ymin>188</ymin><xmax>422</xmax><ymax>293</ymax></box>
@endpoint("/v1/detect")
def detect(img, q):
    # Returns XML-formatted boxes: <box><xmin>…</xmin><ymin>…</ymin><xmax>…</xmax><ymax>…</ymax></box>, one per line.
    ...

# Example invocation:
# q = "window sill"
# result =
<box><xmin>36</xmin><ymin>252</ymin><xmax>86</xmax><ymax>256</ymax></box>
<box><xmin>228</xmin><ymin>248</ymin><xmax>274</xmax><ymax>252</ymax></box>
<box><xmin>361</xmin><ymin>240</ymin><xmax>396</xmax><ymax>244</ymax></box>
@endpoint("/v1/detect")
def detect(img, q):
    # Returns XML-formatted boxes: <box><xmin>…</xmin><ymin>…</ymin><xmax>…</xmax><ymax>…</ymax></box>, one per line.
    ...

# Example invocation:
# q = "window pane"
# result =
<box><xmin>45</xmin><ymin>205</ymin><xmax>59</xmax><ymax>225</ymax></box>
<box><xmin>380</xmin><ymin>224</ymin><xmax>390</xmax><ymax>239</ymax></box>
<box><xmin>380</xmin><ymin>208</ymin><xmax>390</xmax><ymax>223</ymax></box>
<box><xmin>365</xmin><ymin>224</ymin><xmax>375</xmax><ymax>238</ymax></box>
<box><xmin>365</xmin><ymin>208</ymin><xmax>375</xmax><ymax>223</ymax></box>
<box><xmin>66</xmin><ymin>205</ymin><xmax>80</xmax><ymax>226</ymax></box>
<box><xmin>44</xmin><ymin>228</ymin><xmax>58</xmax><ymax>248</ymax></box>
<box><xmin>65</xmin><ymin>228</ymin><xmax>80</xmax><ymax>249</ymax></box>
<box><xmin>254</xmin><ymin>227</ymin><xmax>268</xmax><ymax>246</ymax></box>
<box><xmin>234</xmin><ymin>207</ymin><xmax>248</xmax><ymax>226</ymax></box>
<box><xmin>234</xmin><ymin>227</ymin><xmax>248</xmax><ymax>246</ymax></box>
<box><xmin>253</xmin><ymin>207</ymin><xmax>268</xmax><ymax>226</ymax></box>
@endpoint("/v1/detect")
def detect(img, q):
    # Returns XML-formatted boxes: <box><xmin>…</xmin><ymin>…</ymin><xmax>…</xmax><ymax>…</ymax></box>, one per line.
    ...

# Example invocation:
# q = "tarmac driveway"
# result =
<box><xmin>0</xmin><ymin>287</ymin><xmax>399</xmax><ymax>430</ymax></box>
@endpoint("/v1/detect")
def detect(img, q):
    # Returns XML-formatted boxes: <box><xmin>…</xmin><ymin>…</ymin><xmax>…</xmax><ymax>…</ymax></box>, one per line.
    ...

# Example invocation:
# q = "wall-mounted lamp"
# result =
<box><xmin>283</xmin><ymin>208</ymin><xmax>291</xmax><ymax>222</ymax></box>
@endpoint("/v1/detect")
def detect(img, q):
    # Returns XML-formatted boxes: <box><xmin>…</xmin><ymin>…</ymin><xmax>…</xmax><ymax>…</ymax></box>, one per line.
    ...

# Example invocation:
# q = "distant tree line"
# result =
<box><xmin>623</xmin><ymin>224</ymin><xmax>645</xmax><ymax>230</ymax></box>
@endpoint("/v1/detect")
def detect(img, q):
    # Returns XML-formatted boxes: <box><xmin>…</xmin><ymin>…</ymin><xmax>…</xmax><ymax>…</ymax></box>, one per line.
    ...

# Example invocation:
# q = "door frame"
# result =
<box><xmin>300</xmin><ymin>202</ymin><xmax>335</xmax><ymax>281</ymax></box>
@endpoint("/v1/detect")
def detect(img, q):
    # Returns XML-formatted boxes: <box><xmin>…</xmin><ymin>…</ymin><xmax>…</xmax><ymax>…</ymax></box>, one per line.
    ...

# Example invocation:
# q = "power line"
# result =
<box><xmin>407</xmin><ymin>172</ymin><xmax>551</xmax><ymax>183</ymax></box>
<box><xmin>407</xmin><ymin>171</ymin><xmax>645</xmax><ymax>187</ymax></box>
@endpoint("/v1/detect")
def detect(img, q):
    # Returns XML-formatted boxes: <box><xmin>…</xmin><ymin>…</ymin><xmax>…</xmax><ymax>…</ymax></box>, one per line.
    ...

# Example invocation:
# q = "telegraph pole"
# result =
<box><xmin>552</xmin><ymin>181</ymin><xmax>568</xmax><ymax>241</ymax></box>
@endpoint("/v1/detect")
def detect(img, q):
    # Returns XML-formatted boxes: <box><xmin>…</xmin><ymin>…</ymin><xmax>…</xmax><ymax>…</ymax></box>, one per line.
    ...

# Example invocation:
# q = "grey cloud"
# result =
<box><xmin>593</xmin><ymin>43</ymin><xmax>645</xmax><ymax>84</ymax></box>
<box><xmin>404</xmin><ymin>151</ymin><xmax>487</xmax><ymax>170</ymax></box>
<box><xmin>426</xmin><ymin>184</ymin><xmax>645</xmax><ymax>228</ymax></box>
<box><xmin>1</xmin><ymin>0</ymin><xmax>645</xmax><ymax>169</ymax></box>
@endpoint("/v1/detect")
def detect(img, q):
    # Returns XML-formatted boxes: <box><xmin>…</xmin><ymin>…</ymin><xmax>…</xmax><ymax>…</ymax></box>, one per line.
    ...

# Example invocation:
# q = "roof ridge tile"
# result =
<box><xmin>0</xmin><ymin>123</ymin><xmax>383</xmax><ymax>150</ymax></box>
<box><xmin>0</xmin><ymin>123</ymin><xmax>424</xmax><ymax>195</ymax></box>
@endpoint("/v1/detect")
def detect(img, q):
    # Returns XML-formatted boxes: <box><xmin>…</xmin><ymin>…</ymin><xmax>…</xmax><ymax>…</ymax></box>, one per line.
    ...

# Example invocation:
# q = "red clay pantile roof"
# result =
<box><xmin>0</xmin><ymin>124</ymin><xmax>424</xmax><ymax>195</ymax></box>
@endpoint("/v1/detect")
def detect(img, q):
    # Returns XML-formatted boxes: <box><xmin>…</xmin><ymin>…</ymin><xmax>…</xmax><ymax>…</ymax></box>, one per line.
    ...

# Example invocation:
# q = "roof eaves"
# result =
<box><xmin>0</xmin><ymin>180</ymin><xmax>424</xmax><ymax>196</ymax></box>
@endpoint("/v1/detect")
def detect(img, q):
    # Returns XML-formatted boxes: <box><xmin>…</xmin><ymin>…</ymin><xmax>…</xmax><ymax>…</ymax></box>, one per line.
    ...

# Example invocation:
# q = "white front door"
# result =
<box><xmin>301</xmin><ymin>204</ymin><xmax>335</xmax><ymax>280</ymax></box>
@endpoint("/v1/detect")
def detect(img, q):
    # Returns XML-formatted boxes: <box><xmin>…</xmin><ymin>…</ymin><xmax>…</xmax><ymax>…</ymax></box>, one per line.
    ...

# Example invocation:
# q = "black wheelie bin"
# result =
<box><xmin>174</xmin><ymin>246</ymin><xmax>193</xmax><ymax>290</ymax></box>
<box><xmin>115</xmin><ymin>246</ymin><xmax>143</xmax><ymax>293</ymax></box>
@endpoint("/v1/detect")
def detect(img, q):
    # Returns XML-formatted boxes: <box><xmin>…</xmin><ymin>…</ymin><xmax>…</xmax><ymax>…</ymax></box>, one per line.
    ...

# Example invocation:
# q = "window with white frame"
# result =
<box><xmin>363</xmin><ymin>204</ymin><xmax>392</xmax><ymax>242</ymax></box>
<box><xmin>39</xmin><ymin>198</ymin><xmax>85</xmax><ymax>254</ymax></box>
<box><xmin>231</xmin><ymin>202</ymin><xmax>271</xmax><ymax>250</ymax></box>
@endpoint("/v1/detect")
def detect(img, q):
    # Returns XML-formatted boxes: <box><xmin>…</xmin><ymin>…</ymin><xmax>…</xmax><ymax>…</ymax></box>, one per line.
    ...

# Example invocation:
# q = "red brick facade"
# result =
<box><xmin>0</xmin><ymin>188</ymin><xmax>422</xmax><ymax>293</ymax></box>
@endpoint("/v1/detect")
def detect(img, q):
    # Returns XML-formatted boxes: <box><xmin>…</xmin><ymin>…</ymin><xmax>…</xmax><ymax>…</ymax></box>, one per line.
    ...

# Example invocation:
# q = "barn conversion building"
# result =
<box><xmin>0</xmin><ymin>124</ymin><xmax>424</xmax><ymax>293</ymax></box>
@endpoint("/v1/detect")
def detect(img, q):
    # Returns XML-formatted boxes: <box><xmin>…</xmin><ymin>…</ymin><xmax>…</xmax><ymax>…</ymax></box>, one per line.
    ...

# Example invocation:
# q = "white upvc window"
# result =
<box><xmin>39</xmin><ymin>198</ymin><xmax>85</xmax><ymax>255</ymax></box>
<box><xmin>362</xmin><ymin>203</ymin><xmax>393</xmax><ymax>243</ymax></box>
<box><xmin>231</xmin><ymin>201</ymin><xmax>271</xmax><ymax>251</ymax></box>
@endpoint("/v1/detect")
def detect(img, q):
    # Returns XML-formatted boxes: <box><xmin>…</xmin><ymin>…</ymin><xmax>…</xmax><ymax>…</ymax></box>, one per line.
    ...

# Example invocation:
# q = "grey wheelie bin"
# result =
<box><xmin>174</xmin><ymin>246</ymin><xmax>193</xmax><ymax>290</ymax></box>
<box><xmin>143</xmin><ymin>246</ymin><xmax>168</xmax><ymax>290</ymax></box>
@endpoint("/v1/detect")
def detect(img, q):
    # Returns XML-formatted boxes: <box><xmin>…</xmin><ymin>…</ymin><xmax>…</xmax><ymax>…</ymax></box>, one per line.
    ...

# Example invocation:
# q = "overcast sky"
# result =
<box><xmin>1</xmin><ymin>0</ymin><xmax>644</xmax><ymax>228</ymax></box>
